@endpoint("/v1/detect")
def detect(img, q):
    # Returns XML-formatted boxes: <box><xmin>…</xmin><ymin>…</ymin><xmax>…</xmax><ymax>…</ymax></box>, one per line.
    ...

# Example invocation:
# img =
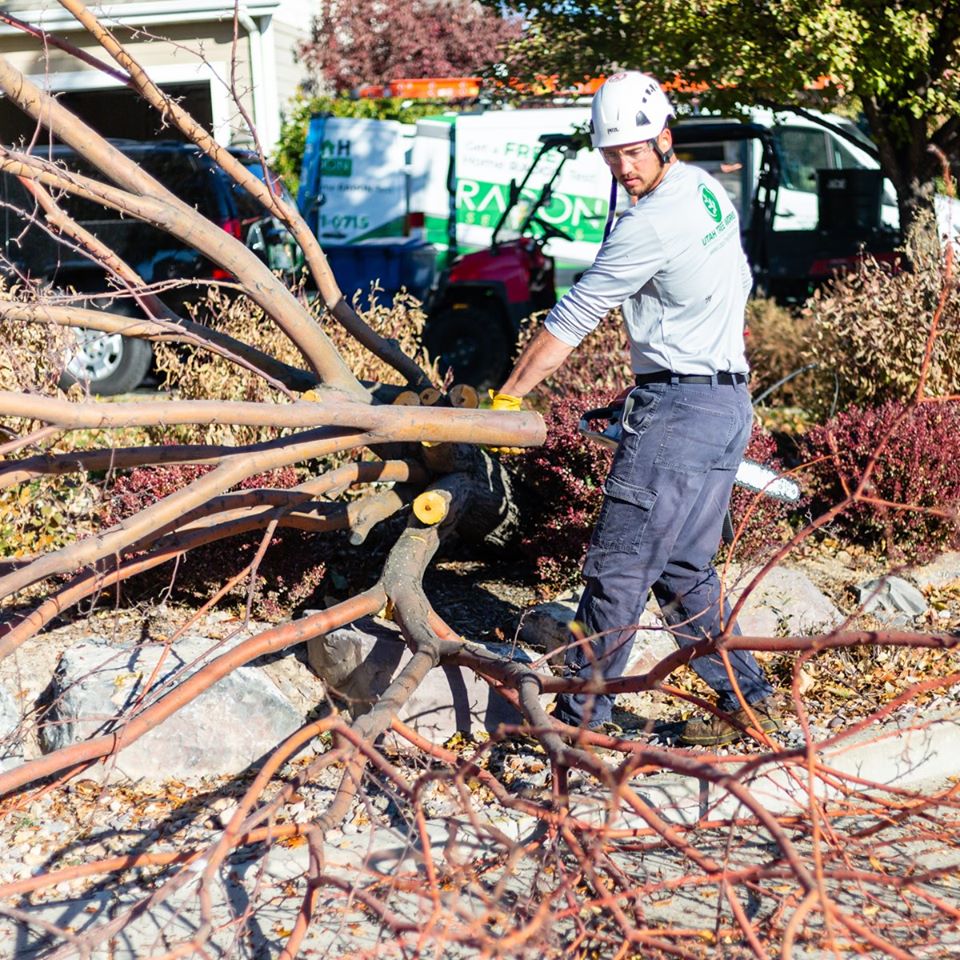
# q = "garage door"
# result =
<box><xmin>0</xmin><ymin>81</ymin><xmax>212</xmax><ymax>144</ymax></box>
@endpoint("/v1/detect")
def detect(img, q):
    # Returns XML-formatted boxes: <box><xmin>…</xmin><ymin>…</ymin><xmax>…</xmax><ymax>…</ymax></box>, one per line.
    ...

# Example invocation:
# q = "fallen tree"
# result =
<box><xmin>0</xmin><ymin>5</ymin><xmax>959</xmax><ymax>958</ymax></box>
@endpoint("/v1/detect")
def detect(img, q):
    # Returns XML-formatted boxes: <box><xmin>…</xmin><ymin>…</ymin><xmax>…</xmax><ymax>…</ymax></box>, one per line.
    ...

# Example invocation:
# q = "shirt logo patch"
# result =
<box><xmin>699</xmin><ymin>183</ymin><xmax>722</xmax><ymax>223</ymax></box>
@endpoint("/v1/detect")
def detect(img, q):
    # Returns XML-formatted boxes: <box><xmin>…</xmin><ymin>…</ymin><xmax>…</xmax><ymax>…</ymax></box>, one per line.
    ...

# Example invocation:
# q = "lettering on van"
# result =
<box><xmin>320</xmin><ymin>138</ymin><xmax>352</xmax><ymax>177</ymax></box>
<box><xmin>455</xmin><ymin>178</ymin><xmax>606</xmax><ymax>242</ymax></box>
<box><xmin>503</xmin><ymin>141</ymin><xmax>537</xmax><ymax>160</ymax></box>
<box><xmin>463</xmin><ymin>140</ymin><xmax>567</xmax><ymax>176</ymax></box>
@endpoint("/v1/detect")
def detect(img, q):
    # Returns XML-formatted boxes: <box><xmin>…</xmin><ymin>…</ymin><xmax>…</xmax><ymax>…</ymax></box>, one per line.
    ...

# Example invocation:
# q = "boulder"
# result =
<box><xmin>0</xmin><ymin>683</ymin><xmax>22</xmax><ymax>772</ymax></box>
<box><xmin>627</xmin><ymin>613</ymin><xmax>680</xmax><ymax>674</ymax></box>
<box><xmin>519</xmin><ymin>565</ymin><xmax>844</xmax><ymax>673</ymax></box>
<box><xmin>306</xmin><ymin>617</ymin><xmax>527</xmax><ymax>742</ymax></box>
<box><xmin>41</xmin><ymin>636</ymin><xmax>304</xmax><ymax>781</ymax></box>
<box><xmin>905</xmin><ymin>551</ymin><xmax>960</xmax><ymax>591</ymax></box>
<box><xmin>518</xmin><ymin>590</ymin><xmax>681</xmax><ymax>676</ymax></box>
<box><xmin>729</xmin><ymin>565</ymin><xmax>844</xmax><ymax>636</ymax></box>
<box><xmin>518</xmin><ymin>597</ymin><xmax>580</xmax><ymax>661</ymax></box>
<box><xmin>856</xmin><ymin>575</ymin><xmax>928</xmax><ymax>622</ymax></box>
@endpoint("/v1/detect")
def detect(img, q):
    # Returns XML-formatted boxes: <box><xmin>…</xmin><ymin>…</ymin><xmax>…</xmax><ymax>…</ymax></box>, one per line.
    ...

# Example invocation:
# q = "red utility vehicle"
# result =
<box><xmin>422</xmin><ymin>132</ymin><xmax>589</xmax><ymax>387</ymax></box>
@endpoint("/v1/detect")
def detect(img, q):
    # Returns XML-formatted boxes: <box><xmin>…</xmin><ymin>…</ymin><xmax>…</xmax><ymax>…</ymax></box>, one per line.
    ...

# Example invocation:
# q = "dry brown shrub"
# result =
<box><xmin>743</xmin><ymin>296</ymin><xmax>825</xmax><ymax>409</ymax></box>
<box><xmin>155</xmin><ymin>285</ymin><xmax>438</xmax><ymax>446</ymax></box>
<box><xmin>0</xmin><ymin>282</ymin><xmax>106</xmax><ymax>557</ymax></box>
<box><xmin>520</xmin><ymin>308</ymin><xmax>632</xmax><ymax>408</ymax></box>
<box><xmin>0</xmin><ymin>280</ymin><xmax>76</xmax><ymax>396</ymax></box>
<box><xmin>801</xmin><ymin>209</ymin><xmax>960</xmax><ymax>417</ymax></box>
<box><xmin>330</xmin><ymin>286</ymin><xmax>438</xmax><ymax>387</ymax></box>
<box><xmin>526</xmin><ymin>298</ymin><xmax>823</xmax><ymax>415</ymax></box>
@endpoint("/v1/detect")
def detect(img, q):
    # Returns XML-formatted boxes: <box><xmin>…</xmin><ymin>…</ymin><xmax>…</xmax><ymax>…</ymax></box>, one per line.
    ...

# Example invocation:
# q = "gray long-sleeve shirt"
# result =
<box><xmin>544</xmin><ymin>162</ymin><xmax>752</xmax><ymax>375</ymax></box>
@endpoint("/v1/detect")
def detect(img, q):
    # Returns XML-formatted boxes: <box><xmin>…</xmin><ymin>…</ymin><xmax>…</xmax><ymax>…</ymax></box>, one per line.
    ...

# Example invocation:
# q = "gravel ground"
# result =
<box><xmin>0</xmin><ymin>549</ymin><xmax>958</xmax><ymax>958</ymax></box>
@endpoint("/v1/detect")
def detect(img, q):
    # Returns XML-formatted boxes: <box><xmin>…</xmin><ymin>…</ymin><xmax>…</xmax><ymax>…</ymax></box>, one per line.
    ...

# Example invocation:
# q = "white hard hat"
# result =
<box><xmin>590</xmin><ymin>71</ymin><xmax>675</xmax><ymax>149</ymax></box>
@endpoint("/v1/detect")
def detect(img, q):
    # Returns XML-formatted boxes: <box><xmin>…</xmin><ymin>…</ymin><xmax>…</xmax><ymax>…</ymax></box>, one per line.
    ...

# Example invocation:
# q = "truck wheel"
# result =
<box><xmin>423</xmin><ymin>305</ymin><xmax>513</xmax><ymax>389</ymax></box>
<box><xmin>59</xmin><ymin>329</ymin><xmax>154</xmax><ymax>396</ymax></box>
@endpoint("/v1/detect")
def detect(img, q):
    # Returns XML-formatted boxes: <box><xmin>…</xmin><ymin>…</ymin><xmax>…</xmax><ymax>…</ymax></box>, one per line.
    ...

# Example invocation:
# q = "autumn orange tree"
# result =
<box><xmin>299</xmin><ymin>0</ymin><xmax>521</xmax><ymax>94</ymax></box>
<box><xmin>0</xmin><ymin>4</ymin><xmax>958</xmax><ymax>959</ymax></box>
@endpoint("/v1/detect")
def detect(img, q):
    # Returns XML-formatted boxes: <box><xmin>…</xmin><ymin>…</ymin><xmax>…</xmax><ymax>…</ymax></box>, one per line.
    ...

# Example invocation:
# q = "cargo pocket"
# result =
<box><xmin>586</xmin><ymin>474</ymin><xmax>658</xmax><ymax>560</ymax></box>
<box><xmin>654</xmin><ymin>400</ymin><xmax>737</xmax><ymax>472</ymax></box>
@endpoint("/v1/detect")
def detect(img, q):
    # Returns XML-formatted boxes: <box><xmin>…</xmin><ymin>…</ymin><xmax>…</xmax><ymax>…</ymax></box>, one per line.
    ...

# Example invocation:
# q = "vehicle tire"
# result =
<box><xmin>59</xmin><ymin>328</ymin><xmax>154</xmax><ymax>396</ymax></box>
<box><xmin>422</xmin><ymin>304</ymin><xmax>513</xmax><ymax>389</ymax></box>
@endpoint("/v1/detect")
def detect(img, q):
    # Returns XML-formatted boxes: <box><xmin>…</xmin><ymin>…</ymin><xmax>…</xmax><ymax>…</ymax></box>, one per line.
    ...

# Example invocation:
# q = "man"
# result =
<box><xmin>491</xmin><ymin>71</ymin><xmax>779</xmax><ymax>746</ymax></box>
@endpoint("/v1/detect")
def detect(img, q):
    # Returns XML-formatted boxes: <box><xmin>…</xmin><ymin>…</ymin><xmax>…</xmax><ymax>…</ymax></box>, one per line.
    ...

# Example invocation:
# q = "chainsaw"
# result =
<box><xmin>578</xmin><ymin>396</ymin><xmax>802</xmax><ymax>504</ymax></box>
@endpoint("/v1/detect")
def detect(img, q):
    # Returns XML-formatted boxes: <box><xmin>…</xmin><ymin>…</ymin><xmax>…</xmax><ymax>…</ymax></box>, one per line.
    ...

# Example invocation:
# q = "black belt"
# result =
<box><xmin>634</xmin><ymin>371</ymin><xmax>747</xmax><ymax>386</ymax></box>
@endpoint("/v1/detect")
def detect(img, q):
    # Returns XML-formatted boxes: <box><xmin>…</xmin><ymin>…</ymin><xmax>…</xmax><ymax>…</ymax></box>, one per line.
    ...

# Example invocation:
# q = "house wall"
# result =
<box><xmin>0</xmin><ymin>4</ymin><xmax>310</xmax><ymax>148</ymax></box>
<box><xmin>271</xmin><ymin>17</ymin><xmax>309</xmax><ymax>115</ymax></box>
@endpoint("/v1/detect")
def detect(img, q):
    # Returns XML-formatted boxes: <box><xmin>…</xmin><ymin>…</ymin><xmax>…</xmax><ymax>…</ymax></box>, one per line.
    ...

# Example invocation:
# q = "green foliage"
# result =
<box><xmin>272</xmin><ymin>95</ymin><xmax>454</xmax><ymax>195</ymax></box>
<box><xmin>494</xmin><ymin>0</ymin><xmax>960</xmax><ymax>231</ymax></box>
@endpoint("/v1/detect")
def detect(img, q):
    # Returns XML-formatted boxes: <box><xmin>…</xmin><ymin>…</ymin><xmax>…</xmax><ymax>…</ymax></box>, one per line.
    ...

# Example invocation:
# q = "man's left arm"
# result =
<box><xmin>740</xmin><ymin>254</ymin><xmax>753</xmax><ymax>299</ymax></box>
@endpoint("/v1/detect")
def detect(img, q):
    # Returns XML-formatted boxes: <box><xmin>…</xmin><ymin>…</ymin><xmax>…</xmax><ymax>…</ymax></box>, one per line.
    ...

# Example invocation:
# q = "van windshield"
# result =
<box><xmin>772</xmin><ymin>127</ymin><xmax>829</xmax><ymax>193</ymax></box>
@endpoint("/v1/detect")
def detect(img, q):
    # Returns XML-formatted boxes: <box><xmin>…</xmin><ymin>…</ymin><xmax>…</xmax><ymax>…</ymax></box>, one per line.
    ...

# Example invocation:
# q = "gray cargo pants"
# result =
<box><xmin>553</xmin><ymin>378</ymin><xmax>774</xmax><ymax>728</ymax></box>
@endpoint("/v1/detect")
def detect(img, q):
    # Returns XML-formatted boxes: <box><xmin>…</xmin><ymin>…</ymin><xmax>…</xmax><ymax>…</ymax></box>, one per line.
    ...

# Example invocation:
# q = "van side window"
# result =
<box><xmin>773</xmin><ymin>127</ymin><xmax>829</xmax><ymax>193</ymax></box>
<box><xmin>830</xmin><ymin>138</ymin><xmax>868</xmax><ymax>169</ymax></box>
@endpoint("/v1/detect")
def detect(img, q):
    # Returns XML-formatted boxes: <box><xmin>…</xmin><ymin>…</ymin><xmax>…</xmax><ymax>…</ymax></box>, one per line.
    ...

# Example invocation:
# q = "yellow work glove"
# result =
<box><xmin>490</xmin><ymin>390</ymin><xmax>523</xmax><ymax>412</ymax></box>
<box><xmin>488</xmin><ymin>390</ymin><xmax>525</xmax><ymax>455</ymax></box>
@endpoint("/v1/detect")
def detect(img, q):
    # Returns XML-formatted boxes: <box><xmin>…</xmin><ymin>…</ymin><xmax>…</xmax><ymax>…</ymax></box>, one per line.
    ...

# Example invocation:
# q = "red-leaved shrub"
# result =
<box><xmin>800</xmin><ymin>399</ymin><xmax>960</xmax><ymax>561</ymax></box>
<box><xmin>103</xmin><ymin>463</ymin><xmax>212</xmax><ymax>527</ymax></box>
<box><xmin>513</xmin><ymin>394</ymin><xmax>796</xmax><ymax>593</ymax></box>
<box><xmin>103</xmin><ymin>464</ymin><xmax>300</xmax><ymax>527</ymax></box>
<box><xmin>101</xmin><ymin>463</ymin><xmax>322</xmax><ymax>618</ymax></box>
<box><xmin>726</xmin><ymin>423</ymin><xmax>803</xmax><ymax>561</ymax></box>
<box><xmin>519</xmin><ymin>309</ymin><xmax>632</xmax><ymax>408</ymax></box>
<box><xmin>513</xmin><ymin>391</ymin><xmax>614</xmax><ymax>594</ymax></box>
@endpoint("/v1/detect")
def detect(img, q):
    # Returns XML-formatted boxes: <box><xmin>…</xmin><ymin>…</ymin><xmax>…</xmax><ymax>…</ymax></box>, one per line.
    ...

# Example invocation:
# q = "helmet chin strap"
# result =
<box><xmin>601</xmin><ymin>128</ymin><xmax>675</xmax><ymax>237</ymax></box>
<box><xmin>653</xmin><ymin>129</ymin><xmax>675</xmax><ymax>164</ymax></box>
<box><xmin>654</xmin><ymin>143</ymin><xmax>675</xmax><ymax>163</ymax></box>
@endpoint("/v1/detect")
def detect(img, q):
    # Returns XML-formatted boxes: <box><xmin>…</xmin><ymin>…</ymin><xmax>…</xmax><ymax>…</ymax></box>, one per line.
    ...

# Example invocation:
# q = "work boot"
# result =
<box><xmin>678</xmin><ymin>698</ymin><xmax>781</xmax><ymax>747</ymax></box>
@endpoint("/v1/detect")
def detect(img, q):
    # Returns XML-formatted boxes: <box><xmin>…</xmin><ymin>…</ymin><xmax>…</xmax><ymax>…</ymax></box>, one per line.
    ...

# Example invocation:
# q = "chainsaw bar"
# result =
<box><xmin>734</xmin><ymin>459</ymin><xmax>802</xmax><ymax>503</ymax></box>
<box><xmin>578</xmin><ymin>407</ymin><xmax>802</xmax><ymax>504</ymax></box>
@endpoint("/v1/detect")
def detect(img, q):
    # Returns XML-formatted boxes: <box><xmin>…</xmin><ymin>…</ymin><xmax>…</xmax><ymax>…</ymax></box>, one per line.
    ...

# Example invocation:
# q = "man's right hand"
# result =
<box><xmin>490</xmin><ymin>391</ymin><xmax>523</xmax><ymax>412</ymax></box>
<box><xmin>488</xmin><ymin>390</ymin><xmax>526</xmax><ymax>455</ymax></box>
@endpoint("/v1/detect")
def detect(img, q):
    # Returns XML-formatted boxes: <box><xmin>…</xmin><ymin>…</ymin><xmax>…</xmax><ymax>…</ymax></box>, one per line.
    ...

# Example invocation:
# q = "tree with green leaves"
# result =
<box><xmin>497</xmin><ymin>0</ymin><xmax>960</xmax><ymax>235</ymax></box>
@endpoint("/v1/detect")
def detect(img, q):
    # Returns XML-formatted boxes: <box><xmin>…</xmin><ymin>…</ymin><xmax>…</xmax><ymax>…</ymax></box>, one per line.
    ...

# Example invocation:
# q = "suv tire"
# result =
<box><xmin>59</xmin><ymin>328</ymin><xmax>154</xmax><ymax>396</ymax></box>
